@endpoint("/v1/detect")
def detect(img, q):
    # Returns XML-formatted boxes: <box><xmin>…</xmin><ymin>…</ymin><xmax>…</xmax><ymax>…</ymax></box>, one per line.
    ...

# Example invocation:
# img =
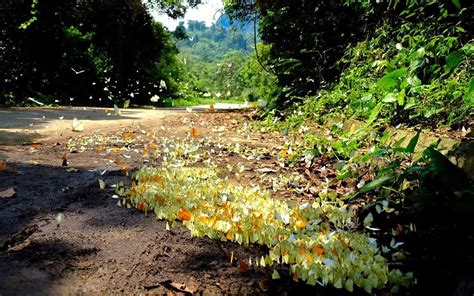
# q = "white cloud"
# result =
<box><xmin>151</xmin><ymin>0</ymin><xmax>224</xmax><ymax>30</ymax></box>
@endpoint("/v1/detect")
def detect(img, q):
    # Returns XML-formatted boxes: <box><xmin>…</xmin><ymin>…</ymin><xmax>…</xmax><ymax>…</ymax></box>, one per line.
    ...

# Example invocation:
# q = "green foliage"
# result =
<box><xmin>174</xmin><ymin>19</ymin><xmax>250</xmax><ymax>100</ymax></box>
<box><xmin>176</xmin><ymin>19</ymin><xmax>252</xmax><ymax>62</ymax></box>
<box><xmin>257</xmin><ymin>98</ymin><xmax>472</xmax><ymax>292</ymax></box>
<box><xmin>226</xmin><ymin>0</ymin><xmax>472</xmax><ymax>119</ymax></box>
<box><xmin>286</xmin><ymin>13</ymin><xmax>472</xmax><ymax>127</ymax></box>
<box><xmin>239</xmin><ymin>43</ymin><xmax>279</xmax><ymax>102</ymax></box>
<box><xmin>360</xmin><ymin>174</ymin><xmax>396</xmax><ymax>193</ymax></box>
<box><xmin>466</xmin><ymin>78</ymin><xmax>474</xmax><ymax>107</ymax></box>
<box><xmin>174</xmin><ymin>19</ymin><xmax>276</xmax><ymax>102</ymax></box>
<box><xmin>1</xmin><ymin>0</ymin><xmax>187</xmax><ymax>106</ymax></box>
<box><xmin>225</xmin><ymin>0</ymin><xmax>381</xmax><ymax>103</ymax></box>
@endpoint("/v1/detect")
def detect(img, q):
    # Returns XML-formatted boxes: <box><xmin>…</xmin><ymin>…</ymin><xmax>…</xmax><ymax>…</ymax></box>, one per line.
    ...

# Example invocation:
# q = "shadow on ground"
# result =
<box><xmin>0</xmin><ymin>129</ymin><xmax>41</xmax><ymax>145</ymax></box>
<box><xmin>0</xmin><ymin>160</ymin><xmax>356</xmax><ymax>295</ymax></box>
<box><xmin>0</xmin><ymin>161</ymin><xmax>104</xmax><ymax>295</ymax></box>
<box><xmin>0</xmin><ymin>239</ymin><xmax>100</xmax><ymax>295</ymax></box>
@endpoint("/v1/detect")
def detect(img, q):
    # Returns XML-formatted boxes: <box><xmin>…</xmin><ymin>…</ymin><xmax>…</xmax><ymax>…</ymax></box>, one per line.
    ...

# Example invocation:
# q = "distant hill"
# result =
<box><xmin>174</xmin><ymin>15</ymin><xmax>255</xmax><ymax>62</ymax></box>
<box><xmin>216</xmin><ymin>14</ymin><xmax>254</xmax><ymax>32</ymax></box>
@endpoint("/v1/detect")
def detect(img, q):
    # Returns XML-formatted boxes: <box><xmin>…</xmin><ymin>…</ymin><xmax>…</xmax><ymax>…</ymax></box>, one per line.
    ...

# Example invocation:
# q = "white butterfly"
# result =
<box><xmin>72</xmin><ymin>118</ymin><xmax>84</xmax><ymax>132</ymax></box>
<box><xmin>71</xmin><ymin>67</ymin><xmax>85</xmax><ymax>75</ymax></box>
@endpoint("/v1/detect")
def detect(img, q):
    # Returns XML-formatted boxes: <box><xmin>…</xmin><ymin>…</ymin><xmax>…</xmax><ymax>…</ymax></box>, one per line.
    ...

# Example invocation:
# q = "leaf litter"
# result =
<box><xmin>0</xmin><ymin>187</ymin><xmax>16</xmax><ymax>198</ymax></box>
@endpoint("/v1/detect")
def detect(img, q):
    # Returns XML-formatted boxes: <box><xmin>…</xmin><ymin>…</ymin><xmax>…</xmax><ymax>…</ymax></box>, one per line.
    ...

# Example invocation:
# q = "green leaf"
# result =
<box><xmin>367</xmin><ymin>102</ymin><xmax>383</xmax><ymax>124</ymax></box>
<box><xmin>465</xmin><ymin>79</ymin><xmax>474</xmax><ymax>107</ymax></box>
<box><xmin>360</xmin><ymin>174</ymin><xmax>396</xmax><ymax>192</ymax></box>
<box><xmin>452</xmin><ymin>0</ymin><xmax>461</xmax><ymax>9</ymax></box>
<box><xmin>377</xmin><ymin>161</ymin><xmax>401</xmax><ymax>174</ymax></box>
<box><xmin>383</xmin><ymin>93</ymin><xmax>397</xmax><ymax>103</ymax></box>
<box><xmin>407</xmin><ymin>76</ymin><xmax>421</xmax><ymax>87</ymax></box>
<box><xmin>405</xmin><ymin>132</ymin><xmax>420</xmax><ymax>154</ymax></box>
<box><xmin>460</xmin><ymin>43</ymin><xmax>474</xmax><ymax>56</ymax></box>
<box><xmin>377</xmin><ymin>68</ymin><xmax>407</xmax><ymax>90</ymax></box>
<box><xmin>404</xmin><ymin>97</ymin><xmax>416</xmax><ymax>110</ymax></box>
<box><xmin>397</xmin><ymin>89</ymin><xmax>406</xmax><ymax>106</ymax></box>
<box><xmin>444</xmin><ymin>51</ymin><xmax>463</xmax><ymax>73</ymax></box>
<box><xmin>272</xmin><ymin>269</ymin><xmax>280</xmax><ymax>279</ymax></box>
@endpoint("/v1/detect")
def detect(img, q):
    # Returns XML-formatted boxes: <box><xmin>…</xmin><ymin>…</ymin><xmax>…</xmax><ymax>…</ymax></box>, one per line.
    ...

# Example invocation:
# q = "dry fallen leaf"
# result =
<box><xmin>257</xmin><ymin>278</ymin><xmax>270</xmax><ymax>292</ymax></box>
<box><xmin>238</xmin><ymin>260</ymin><xmax>248</xmax><ymax>274</ymax></box>
<box><xmin>257</xmin><ymin>167</ymin><xmax>278</xmax><ymax>174</ymax></box>
<box><xmin>66</xmin><ymin>168</ymin><xmax>79</xmax><ymax>173</ymax></box>
<box><xmin>0</xmin><ymin>187</ymin><xmax>16</xmax><ymax>198</ymax></box>
<box><xmin>7</xmin><ymin>239</ymin><xmax>31</xmax><ymax>252</ymax></box>
<box><xmin>215</xmin><ymin>282</ymin><xmax>229</xmax><ymax>292</ymax></box>
<box><xmin>165</xmin><ymin>280</ymin><xmax>199</xmax><ymax>295</ymax></box>
<box><xmin>0</xmin><ymin>161</ymin><xmax>7</xmax><ymax>170</ymax></box>
<box><xmin>61</xmin><ymin>152</ymin><xmax>68</xmax><ymax>167</ymax></box>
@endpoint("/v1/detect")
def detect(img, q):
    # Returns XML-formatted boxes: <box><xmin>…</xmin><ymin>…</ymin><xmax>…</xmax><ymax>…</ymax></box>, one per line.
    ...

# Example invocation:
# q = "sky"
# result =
<box><xmin>151</xmin><ymin>0</ymin><xmax>224</xmax><ymax>30</ymax></box>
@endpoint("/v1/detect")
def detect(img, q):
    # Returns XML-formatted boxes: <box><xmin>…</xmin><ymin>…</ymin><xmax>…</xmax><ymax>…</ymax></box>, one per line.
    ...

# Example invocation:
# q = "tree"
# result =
<box><xmin>0</xmin><ymin>0</ymin><xmax>198</xmax><ymax>106</ymax></box>
<box><xmin>224</xmin><ymin>0</ymin><xmax>472</xmax><ymax>108</ymax></box>
<box><xmin>174</xmin><ymin>16</ymin><xmax>256</xmax><ymax>99</ymax></box>
<box><xmin>224</xmin><ymin>0</ymin><xmax>379</xmax><ymax>107</ymax></box>
<box><xmin>240</xmin><ymin>43</ymin><xmax>277</xmax><ymax>102</ymax></box>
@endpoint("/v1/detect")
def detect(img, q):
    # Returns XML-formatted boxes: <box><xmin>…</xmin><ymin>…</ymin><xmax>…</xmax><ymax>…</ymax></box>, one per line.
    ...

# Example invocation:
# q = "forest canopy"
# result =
<box><xmin>225</xmin><ymin>0</ymin><xmax>472</xmax><ymax>123</ymax></box>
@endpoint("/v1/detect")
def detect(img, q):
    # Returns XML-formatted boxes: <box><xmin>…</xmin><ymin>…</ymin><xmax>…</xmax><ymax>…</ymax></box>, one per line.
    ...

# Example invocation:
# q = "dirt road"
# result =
<box><xmin>0</xmin><ymin>107</ymin><xmax>327</xmax><ymax>295</ymax></box>
<box><xmin>0</xmin><ymin>105</ymin><xmax>248</xmax><ymax>145</ymax></box>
